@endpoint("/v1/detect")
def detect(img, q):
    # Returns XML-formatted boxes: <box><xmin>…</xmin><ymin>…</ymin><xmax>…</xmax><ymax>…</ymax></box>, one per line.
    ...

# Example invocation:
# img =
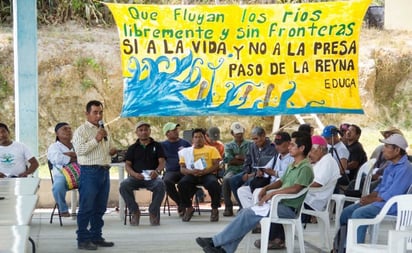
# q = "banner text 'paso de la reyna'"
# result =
<box><xmin>106</xmin><ymin>0</ymin><xmax>371</xmax><ymax>117</ymax></box>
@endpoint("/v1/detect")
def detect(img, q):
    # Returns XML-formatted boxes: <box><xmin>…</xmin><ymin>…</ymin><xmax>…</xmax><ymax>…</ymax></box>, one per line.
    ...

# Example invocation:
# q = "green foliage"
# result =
<box><xmin>80</xmin><ymin>78</ymin><xmax>95</xmax><ymax>90</ymax></box>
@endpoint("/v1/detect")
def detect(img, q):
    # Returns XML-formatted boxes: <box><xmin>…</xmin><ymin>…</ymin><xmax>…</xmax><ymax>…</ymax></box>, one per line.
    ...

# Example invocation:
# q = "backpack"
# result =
<box><xmin>332</xmin><ymin>224</ymin><xmax>347</xmax><ymax>253</ymax></box>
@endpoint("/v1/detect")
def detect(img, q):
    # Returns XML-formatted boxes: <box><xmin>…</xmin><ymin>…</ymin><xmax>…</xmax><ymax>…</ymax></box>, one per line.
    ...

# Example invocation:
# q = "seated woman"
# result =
<box><xmin>47</xmin><ymin>122</ymin><xmax>77</xmax><ymax>217</ymax></box>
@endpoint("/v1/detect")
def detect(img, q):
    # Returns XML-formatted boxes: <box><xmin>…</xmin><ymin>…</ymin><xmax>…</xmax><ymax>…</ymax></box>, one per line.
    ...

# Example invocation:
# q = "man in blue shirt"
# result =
<box><xmin>340</xmin><ymin>133</ymin><xmax>412</xmax><ymax>243</ymax></box>
<box><xmin>161</xmin><ymin>122</ymin><xmax>191</xmax><ymax>216</ymax></box>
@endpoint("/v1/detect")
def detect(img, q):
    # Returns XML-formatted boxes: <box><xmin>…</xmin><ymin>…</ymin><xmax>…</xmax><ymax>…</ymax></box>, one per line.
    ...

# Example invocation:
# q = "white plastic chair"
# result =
<box><xmin>370</xmin><ymin>183</ymin><xmax>412</xmax><ymax>244</ymax></box>
<box><xmin>330</xmin><ymin>158</ymin><xmax>376</xmax><ymax>231</ymax></box>
<box><xmin>259</xmin><ymin>187</ymin><xmax>308</xmax><ymax>253</ymax></box>
<box><xmin>347</xmin><ymin>194</ymin><xmax>412</xmax><ymax>253</ymax></box>
<box><xmin>301</xmin><ymin>179</ymin><xmax>337</xmax><ymax>250</ymax></box>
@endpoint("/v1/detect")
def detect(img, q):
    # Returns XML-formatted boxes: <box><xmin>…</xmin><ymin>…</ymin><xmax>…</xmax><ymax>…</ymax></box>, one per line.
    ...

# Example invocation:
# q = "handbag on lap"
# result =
<box><xmin>59</xmin><ymin>162</ymin><xmax>81</xmax><ymax>190</ymax></box>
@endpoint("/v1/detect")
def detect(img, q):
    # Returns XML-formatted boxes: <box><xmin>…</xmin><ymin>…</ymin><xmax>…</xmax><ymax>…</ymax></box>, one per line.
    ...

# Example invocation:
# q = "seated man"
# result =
<box><xmin>301</xmin><ymin>135</ymin><xmax>341</xmax><ymax>223</ymax></box>
<box><xmin>178</xmin><ymin>128</ymin><xmax>221</xmax><ymax>222</ymax></box>
<box><xmin>222</xmin><ymin>122</ymin><xmax>251</xmax><ymax>217</ymax></box>
<box><xmin>237</xmin><ymin>131</ymin><xmax>292</xmax><ymax>209</ymax></box>
<box><xmin>254</xmin><ymin>135</ymin><xmax>341</xmax><ymax>249</ymax></box>
<box><xmin>344</xmin><ymin>124</ymin><xmax>367</xmax><ymax>182</ymax></box>
<box><xmin>0</xmin><ymin>122</ymin><xmax>39</xmax><ymax>178</ymax></box>
<box><xmin>339</xmin><ymin>134</ymin><xmax>412</xmax><ymax>244</ymax></box>
<box><xmin>161</xmin><ymin>122</ymin><xmax>191</xmax><ymax>216</ymax></box>
<box><xmin>47</xmin><ymin>122</ymin><xmax>77</xmax><ymax>217</ymax></box>
<box><xmin>196</xmin><ymin>131</ymin><xmax>314</xmax><ymax>253</ymax></box>
<box><xmin>228</xmin><ymin>126</ymin><xmax>276</xmax><ymax>210</ymax></box>
<box><xmin>119</xmin><ymin>121</ymin><xmax>166</xmax><ymax>226</ymax></box>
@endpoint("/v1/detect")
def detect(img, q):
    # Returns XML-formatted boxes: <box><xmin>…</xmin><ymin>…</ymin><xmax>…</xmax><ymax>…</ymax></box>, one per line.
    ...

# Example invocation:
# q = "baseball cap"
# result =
<box><xmin>230</xmin><ymin>122</ymin><xmax>244</xmax><ymax>134</ymax></box>
<box><xmin>380</xmin><ymin>126</ymin><xmax>403</xmax><ymax>137</ymax></box>
<box><xmin>136</xmin><ymin>121</ymin><xmax>150</xmax><ymax>129</ymax></box>
<box><xmin>207</xmin><ymin>127</ymin><xmax>220</xmax><ymax>141</ymax></box>
<box><xmin>274</xmin><ymin>132</ymin><xmax>291</xmax><ymax>145</ymax></box>
<box><xmin>311</xmin><ymin>135</ymin><xmax>327</xmax><ymax>146</ymax></box>
<box><xmin>340</xmin><ymin>123</ymin><xmax>350</xmax><ymax>133</ymax></box>
<box><xmin>379</xmin><ymin>134</ymin><xmax>408</xmax><ymax>150</ymax></box>
<box><xmin>322</xmin><ymin>125</ymin><xmax>339</xmax><ymax>138</ymax></box>
<box><xmin>54</xmin><ymin>122</ymin><xmax>69</xmax><ymax>132</ymax></box>
<box><xmin>163</xmin><ymin>122</ymin><xmax>179</xmax><ymax>135</ymax></box>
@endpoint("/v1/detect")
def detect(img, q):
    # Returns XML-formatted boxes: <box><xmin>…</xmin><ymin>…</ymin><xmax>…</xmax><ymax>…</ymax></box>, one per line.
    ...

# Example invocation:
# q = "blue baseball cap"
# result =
<box><xmin>322</xmin><ymin>125</ymin><xmax>339</xmax><ymax>138</ymax></box>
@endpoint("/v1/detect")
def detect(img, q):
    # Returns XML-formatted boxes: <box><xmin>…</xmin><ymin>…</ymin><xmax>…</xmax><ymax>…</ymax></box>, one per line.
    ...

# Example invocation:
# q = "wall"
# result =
<box><xmin>385</xmin><ymin>0</ymin><xmax>412</xmax><ymax>31</ymax></box>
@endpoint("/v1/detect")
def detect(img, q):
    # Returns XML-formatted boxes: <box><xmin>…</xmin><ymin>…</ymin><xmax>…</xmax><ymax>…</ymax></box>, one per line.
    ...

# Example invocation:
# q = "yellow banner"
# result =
<box><xmin>106</xmin><ymin>1</ymin><xmax>370</xmax><ymax>117</ymax></box>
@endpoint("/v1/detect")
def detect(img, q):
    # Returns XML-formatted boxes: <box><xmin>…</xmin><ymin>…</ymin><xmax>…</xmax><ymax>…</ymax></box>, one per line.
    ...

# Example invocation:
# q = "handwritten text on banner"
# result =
<box><xmin>106</xmin><ymin>0</ymin><xmax>370</xmax><ymax>117</ymax></box>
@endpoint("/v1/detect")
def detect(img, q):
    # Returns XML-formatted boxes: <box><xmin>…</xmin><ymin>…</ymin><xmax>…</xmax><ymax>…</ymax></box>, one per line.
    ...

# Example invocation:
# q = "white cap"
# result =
<box><xmin>379</xmin><ymin>134</ymin><xmax>408</xmax><ymax>150</ymax></box>
<box><xmin>230</xmin><ymin>122</ymin><xmax>244</xmax><ymax>134</ymax></box>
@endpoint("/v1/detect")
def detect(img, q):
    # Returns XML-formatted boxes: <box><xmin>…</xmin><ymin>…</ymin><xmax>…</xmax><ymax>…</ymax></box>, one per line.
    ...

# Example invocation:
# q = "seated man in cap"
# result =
<box><xmin>339</xmin><ymin>133</ymin><xmax>412</xmax><ymax>244</ymax></box>
<box><xmin>160</xmin><ymin>122</ymin><xmax>191</xmax><ymax>216</ymax></box>
<box><xmin>0</xmin><ymin>122</ymin><xmax>39</xmax><ymax>178</ymax></box>
<box><xmin>47</xmin><ymin>122</ymin><xmax>77</xmax><ymax>217</ymax></box>
<box><xmin>368</xmin><ymin>127</ymin><xmax>404</xmax><ymax>191</ymax></box>
<box><xmin>178</xmin><ymin>128</ymin><xmax>222</xmax><ymax>222</ymax></box>
<box><xmin>222</xmin><ymin>122</ymin><xmax>251</xmax><ymax>216</ymax></box>
<box><xmin>119</xmin><ymin>121</ymin><xmax>166</xmax><ymax>226</ymax></box>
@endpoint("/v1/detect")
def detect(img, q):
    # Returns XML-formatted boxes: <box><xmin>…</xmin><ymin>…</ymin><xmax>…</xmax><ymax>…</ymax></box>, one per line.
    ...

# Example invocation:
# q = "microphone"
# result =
<box><xmin>98</xmin><ymin>120</ymin><xmax>108</xmax><ymax>141</ymax></box>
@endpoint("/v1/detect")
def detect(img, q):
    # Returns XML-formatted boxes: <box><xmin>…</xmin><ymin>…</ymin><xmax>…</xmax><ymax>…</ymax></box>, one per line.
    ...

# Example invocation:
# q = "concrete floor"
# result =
<box><xmin>29</xmin><ymin>206</ymin><xmax>392</xmax><ymax>253</ymax></box>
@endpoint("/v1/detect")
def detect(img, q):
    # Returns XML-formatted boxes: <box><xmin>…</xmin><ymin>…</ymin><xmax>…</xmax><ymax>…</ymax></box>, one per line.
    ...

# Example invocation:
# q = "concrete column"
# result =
<box><xmin>13</xmin><ymin>1</ymin><xmax>39</xmax><ymax>158</ymax></box>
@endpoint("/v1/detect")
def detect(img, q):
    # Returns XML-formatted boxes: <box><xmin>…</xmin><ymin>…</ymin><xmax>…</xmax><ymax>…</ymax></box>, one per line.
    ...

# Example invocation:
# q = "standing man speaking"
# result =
<box><xmin>73</xmin><ymin>100</ymin><xmax>117</xmax><ymax>250</ymax></box>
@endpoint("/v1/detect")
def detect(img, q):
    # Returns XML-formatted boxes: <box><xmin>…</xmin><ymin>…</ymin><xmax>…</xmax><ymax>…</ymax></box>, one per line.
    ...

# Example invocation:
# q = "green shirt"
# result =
<box><xmin>223</xmin><ymin>139</ymin><xmax>251</xmax><ymax>174</ymax></box>
<box><xmin>279</xmin><ymin>158</ymin><xmax>314</xmax><ymax>209</ymax></box>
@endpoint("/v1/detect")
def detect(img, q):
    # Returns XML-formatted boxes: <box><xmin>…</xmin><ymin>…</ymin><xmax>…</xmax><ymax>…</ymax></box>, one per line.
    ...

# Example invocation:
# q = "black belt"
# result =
<box><xmin>83</xmin><ymin>165</ymin><xmax>110</xmax><ymax>170</ymax></box>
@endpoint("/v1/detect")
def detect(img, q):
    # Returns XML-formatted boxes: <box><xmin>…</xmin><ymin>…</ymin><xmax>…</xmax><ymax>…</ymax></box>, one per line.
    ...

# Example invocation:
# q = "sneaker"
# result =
<box><xmin>223</xmin><ymin>207</ymin><xmax>233</xmax><ymax>217</ymax></box>
<box><xmin>196</xmin><ymin>237</ymin><xmax>214</xmax><ymax>248</ymax></box>
<box><xmin>210</xmin><ymin>208</ymin><xmax>219</xmax><ymax>222</ymax></box>
<box><xmin>203</xmin><ymin>246</ymin><xmax>226</xmax><ymax>253</ymax></box>
<box><xmin>149</xmin><ymin>213</ymin><xmax>160</xmax><ymax>226</ymax></box>
<box><xmin>130</xmin><ymin>210</ymin><xmax>141</xmax><ymax>226</ymax></box>
<box><xmin>92</xmin><ymin>239</ymin><xmax>114</xmax><ymax>247</ymax></box>
<box><xmin>78</xmin><ymin>241</ymin><xmax>97</xmax><ymax>250</ymax></box>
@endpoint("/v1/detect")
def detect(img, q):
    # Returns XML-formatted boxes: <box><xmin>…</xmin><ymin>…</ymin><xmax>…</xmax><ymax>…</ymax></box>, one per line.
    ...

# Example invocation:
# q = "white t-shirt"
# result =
<box><xmin>264</xmin><ymin>153</ymin><xmax>294</xmax><ymax>182</ymax></box>
<box><xmin>304</xmin><ymin>153</ymin><xmax>341</xmax><ymax>211</ymax></box>
<box><xmin>0</xmin><ymin>141</ymin><xmax>34</xmax><ymax>177</ymax></box>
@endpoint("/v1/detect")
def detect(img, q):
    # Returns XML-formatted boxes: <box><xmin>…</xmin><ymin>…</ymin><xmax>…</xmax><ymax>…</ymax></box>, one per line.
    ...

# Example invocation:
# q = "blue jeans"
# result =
<box><xmin>76</xmin><ymin>166</ymin><xmax>110</xmax><ymax>243</ymax></box>
<box><xmin>340</xmin><ymin>202</ymin><xmax>381</xmax><ymax>243</ymax></box>
<box><xmin>52</xmin><ymin>175</ymin><xmax>69</xmax><ymax>213</ymax></box>
<box><xmin>213</xmin><ymin>208</ymin><xmax>263</xmax><ymax>253</ymax></box>
<box><xmin>212</xmin><ymin>203</ymin><xmax>296</xmax><ymax>253</ymax></box>
<box><xmin>119</xmin><ymin>176</ymin><xmax>165</xmax><ymax>218</ymax></box>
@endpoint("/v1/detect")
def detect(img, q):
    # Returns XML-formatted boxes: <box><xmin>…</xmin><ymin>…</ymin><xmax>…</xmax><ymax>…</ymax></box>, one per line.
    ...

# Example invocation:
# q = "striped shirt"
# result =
<box><xmin>72</xmin><ymin>121</ymin><xmax>111</xmax><ymax>165</ymax></box>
